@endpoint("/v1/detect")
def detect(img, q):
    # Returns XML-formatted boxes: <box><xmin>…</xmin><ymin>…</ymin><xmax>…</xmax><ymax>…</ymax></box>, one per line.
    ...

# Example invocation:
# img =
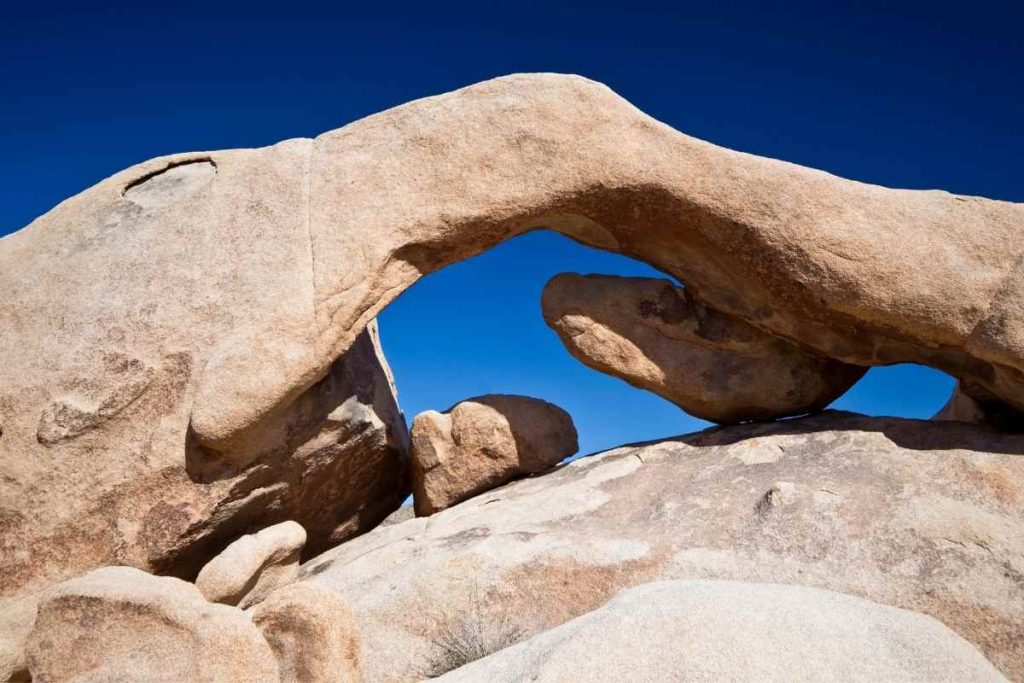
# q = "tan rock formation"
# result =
<box><xmin>0</xmin><ymin>318</ymin><xmax>408</xmax><ymax>601</ymax></box>
<box><xmin>935</xmin><ymin>383</ymin><xmax>988</xmax><ymax>423</ymax></box>
<box><xmin>196</xmin><ymin>520</ymin><xmax>306</xmax><ymax>608</ymax></box>
<box><xmin>24</xmin><ymin>566</ymin><xmax>279</xmax><ymax>682</ymax></box>
<box><xmin>935</xmin><ymin>382</ymin><xmax>1024</xmax><ymax>431</ymax></box>
<box><xmin>542</xmin><ymin>273</ymin><xmax>866</xmax><ymax>423</ymax></box>
<box><xmin>302</xmin><ymin>412</ymin><xmax>1024</xmax><ymax>681</ymax></box>
<box><xmin>436</xmin><ymin>581</ymin><xmax>1007</xmax><ymax>682</ymax></box>
<box><xmin>410</xmin><ymin>395</ymin><xmax>577</xmax><ymax>515</ymax></box>
<box><xmin>4</xmin><ymin>72</ymin><xmax>1024</xmax><ymax>600</ymax></box>
<box><xmin>0</xmin><ymin>590</ymin><xmax>51</xmax><ymax>682</ymax></box>
<box><xmin>251</xmin><ymin>581</ymin><xmax>363</xmax><ymax>683</ymax></box>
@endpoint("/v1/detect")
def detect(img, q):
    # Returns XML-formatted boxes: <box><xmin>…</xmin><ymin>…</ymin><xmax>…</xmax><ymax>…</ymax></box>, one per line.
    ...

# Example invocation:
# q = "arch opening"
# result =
<box><xmin>376</xmin><ymin>229</ymin><xmax>961</xmax><ymax>465</ymax></box>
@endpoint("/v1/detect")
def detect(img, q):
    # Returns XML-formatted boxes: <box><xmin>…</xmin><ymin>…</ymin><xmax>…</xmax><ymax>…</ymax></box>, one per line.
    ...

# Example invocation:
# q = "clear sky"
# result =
<box><xmin>2</xmin><ymin>1</ymin><xmax>1021</xmax><ymax>455</ymax></box>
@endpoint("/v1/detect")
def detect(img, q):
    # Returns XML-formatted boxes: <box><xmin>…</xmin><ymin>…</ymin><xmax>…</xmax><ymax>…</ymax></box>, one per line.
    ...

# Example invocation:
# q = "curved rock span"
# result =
<box><xmin>2</xmin><ymin>73</ymin><xmax>1023</xmax><ymax>599</ymax></box>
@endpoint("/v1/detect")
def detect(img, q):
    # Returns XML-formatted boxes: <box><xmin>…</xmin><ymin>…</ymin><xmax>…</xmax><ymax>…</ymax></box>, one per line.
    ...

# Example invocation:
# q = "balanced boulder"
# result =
<box><xmin>196</xmin><ymin>520</ymin><xmax>306</xmax><ymax>608</ymax></box>
<box><xmin>251</xmin><ymin>581</ymin><xmax>363</xmax><ymax>683</ymax></box>
<box><xmin>25</xmin><ymin>566</ymin><xmax>279</xmax><ymax>682</ymax></box>
<box><xmin>542</xmin><ymin>273</ymin><xmax>866</xmax><ymax>423</ymax></box>
<box><xmin>302</xmin><ymin>411</ymin><xmax>1024</xmax><ymax>681</ymax></box>
<box><xmin>435</xmin><ymin>580</ymin><xmax>1006</xmax><ymax>682</ymax></box>
<box><xmin>410</xmin><ymin>395</ymin><xmax>578</xmax><ymax>515</ymax></box>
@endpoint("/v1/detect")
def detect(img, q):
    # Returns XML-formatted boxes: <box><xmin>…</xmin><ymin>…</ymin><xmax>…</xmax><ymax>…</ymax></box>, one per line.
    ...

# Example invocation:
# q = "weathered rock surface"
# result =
<box><xmin>25</xmin><ymin>566</ymin><xmax>279</xmax><ymax>682</ymax></box>
<box><xmin>251</xmin><ymin>581</ymin><xmax>363</xmax><ymax>683</ymax></box>
<box><xmin>0</xmin><ymin>316</ymin><xmax>409</xmax><ymax>601</ymax></box>
<box><xmin>301</xmin><ymin>412</ymin><xmax>1024</xmax><ymax>681</ymax></box>
<box><xmin>542</xmin><ymin>273</ymin><xmax>866</xmax><ymax>423</ymax></box>
<box><xmin>196</xmin><ymin>520</ymin><xmax>306</xmax><ymax>608</ymax></box>
<box><xmin>437</xmin><ymin>580</ymin><xmax>1007</xmax><ymax>682</ymax></box>
<box><xmin>4</xmin><ymin>72</ymin><xmax>1024</xmax><ymax>598</ymax></box>
<box><xmin>0</xmin><ymin>590</ymin><xmax>50</xmax><ymax>682</ymax></box>
<box><xmin>410</xmin><ymin>395</ymin><xmax>577</xmax><ymax>515</ymax></box>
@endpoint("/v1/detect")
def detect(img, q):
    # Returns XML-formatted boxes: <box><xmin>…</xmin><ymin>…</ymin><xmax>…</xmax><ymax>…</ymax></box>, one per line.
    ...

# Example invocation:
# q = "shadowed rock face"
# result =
<box><xmin>2</xmin><ymin>72</ymin><xmax>1023</xmax><ymax>599</ymax></box>
<box><xmin>542</xmin><ymin>273</ymin><xmax>867</xmax><ymax>423</ymax></box>
<box><xmin>301</xmin><ymin>412</ymin><xmax>1024</xmax><ymax>681</ymax></box>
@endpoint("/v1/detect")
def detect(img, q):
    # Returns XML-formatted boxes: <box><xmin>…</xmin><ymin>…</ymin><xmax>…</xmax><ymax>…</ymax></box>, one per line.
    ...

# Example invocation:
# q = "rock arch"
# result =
<box><xmin>182</xmin><ymin>74</ymin><xmax>1024</xmax><ymax>454</ymax></box>
<box><xmin>2</xmin><ymin>73</ymin><xmax>1022</xmax><ymax>598</ymax></box>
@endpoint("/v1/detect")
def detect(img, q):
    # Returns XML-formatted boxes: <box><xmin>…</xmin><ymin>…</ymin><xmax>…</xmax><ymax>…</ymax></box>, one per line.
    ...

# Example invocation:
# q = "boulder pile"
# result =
<box><xmin>1</xmin><ymin>73</ymin><xmax>1022</xmax><ymax>681</ymax></box>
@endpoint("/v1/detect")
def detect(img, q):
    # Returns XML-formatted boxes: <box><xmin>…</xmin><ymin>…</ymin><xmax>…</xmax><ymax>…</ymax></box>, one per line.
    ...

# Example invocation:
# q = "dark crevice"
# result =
<box><xmin>121</xmin><ymin>157</ymin><xmax>218</xmax><ymax>195</ymax></box>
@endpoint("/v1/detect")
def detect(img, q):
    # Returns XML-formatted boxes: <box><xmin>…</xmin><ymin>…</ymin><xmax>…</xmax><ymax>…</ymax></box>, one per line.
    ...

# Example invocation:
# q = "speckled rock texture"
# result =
<box><xmin>437</xmin><ymin>580</ymin><xmax>1007</xmax><ymax>682</ymax></box>
<box><xmin>301</xmin><ymin>412</ymin><xmax>1024</xmax><ymax>681</ymax></box>
<box><xmin>542</xmin><ymin>273</ymin><xmax>866</xmax><ymax>423</ymax></box>
<box><xmin>0</xmin><ymin>316</ymin><xmax>409</xmax><ymax>602</ymax></box>
<box><xmin>410</xmin><ymin>395</ymin><xmax>578</xmax><ymax>515</ymax></box>
<box><xmin>3</xmin><ymin>72</ymin><xmax>1024</xmax><ymax>603</ymax></box>
<box><xmin>24</xmin><ymin>566</ymin><xmax>279</xmax><ymax>682</ymax></box>
<box><xmin>250</xmin><ymin>581</ymin><xmax>363</xmax><ymax>683</ymax></box>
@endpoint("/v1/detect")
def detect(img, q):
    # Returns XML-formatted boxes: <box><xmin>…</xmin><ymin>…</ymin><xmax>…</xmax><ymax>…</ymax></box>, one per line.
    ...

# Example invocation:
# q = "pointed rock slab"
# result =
<box><xmin>4</xmin><ymin>72</ymin><xmax>1024</xmax><ymax>600</ymax></box>
<box><xmin>25</xmin><ymin>566</ymin><xmax>279</xmax><ymax>683</ymax></box>
<box><xmin>410</xmin><ymin>395</ymin><xmax>578</xmax><ymax>516</ymax></box>
<box><xmin>435</xmin><ymin>581</ymin><xmax>1007</xmax><ymax>682</ymax></box>
<box><xmin>196</xmin><ymin>520</ymin><xmax>306</xmax><ymax>608</ymax></box>
<box><xmin>542</xmin><ymin>273</ymin><xmax>866</xmax><ymax>423</ymax></box>
<box><xmin>251</xmin><ymin>582</ymin><xmax>363</xmax><ymax>683</ymax></box>
<box><xmin>301</xmin><ymin>412</ymin><xmax>1024</xmax><ymax>681</ymax></box>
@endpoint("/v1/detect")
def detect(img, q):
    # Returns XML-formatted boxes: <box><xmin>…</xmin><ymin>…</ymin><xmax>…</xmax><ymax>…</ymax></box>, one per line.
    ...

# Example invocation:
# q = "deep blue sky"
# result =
<box><xmin>3</xmin><ymin>1</ymin><xmax>1020</xmax><ymax>454</ymax></box>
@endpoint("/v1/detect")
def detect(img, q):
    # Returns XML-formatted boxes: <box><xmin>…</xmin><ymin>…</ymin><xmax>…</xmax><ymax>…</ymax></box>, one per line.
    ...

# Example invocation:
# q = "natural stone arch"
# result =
<box><xmin>2</xmin><ymin>72</ymin><xmax>1022</xmax><ymax>600</ymax></box>
<box><xmin>180</xmin><ymin>73</ymin><xmax>1024</xmax><ymax>459</ymax></box>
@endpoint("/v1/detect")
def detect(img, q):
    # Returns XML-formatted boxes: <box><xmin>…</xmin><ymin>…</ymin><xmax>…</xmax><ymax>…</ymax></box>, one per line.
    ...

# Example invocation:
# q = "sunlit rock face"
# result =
<box><xmin>25</xmin><ymin>567</ymin><xmax>280</xmax><ymax>683</ymax></box>
<box><xmin>2</xmin><ymin>72</ymin><xmax>1023</xmax><ymax>605</ymax></box>
<box><xmin>410</xmin><ymin>394</ymin><xmax>578</xmax><ymax>516</ymax></box>
<box><xmin>301</xmin><ymin>412</ymin><xmax>1024</xmax><ymax>681</ymax></box>
<box><xmin>435</xmin><ymin>581</ymin><xmax>1007</xmax><ymax>683</ymax></box>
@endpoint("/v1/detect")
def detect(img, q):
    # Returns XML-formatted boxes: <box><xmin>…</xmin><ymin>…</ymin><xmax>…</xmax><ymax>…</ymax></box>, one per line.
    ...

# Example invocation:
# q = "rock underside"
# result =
<box><xmin>542</xmin><ymin>273</ymin><xmax>867</xmax><ymax>423</ymax></box>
